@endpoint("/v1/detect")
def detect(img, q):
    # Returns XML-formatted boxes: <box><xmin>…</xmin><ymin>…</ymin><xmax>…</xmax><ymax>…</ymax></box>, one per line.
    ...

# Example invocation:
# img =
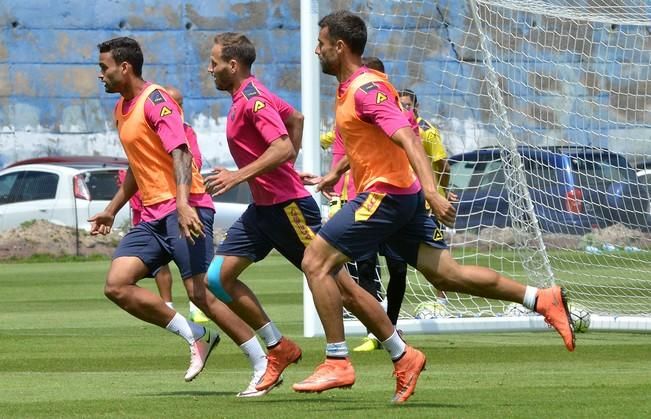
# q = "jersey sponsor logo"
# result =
<box><xmin>253</xmin><ymin>100</ymin><xmax>266</xmax><ymax>113</ymax></box>
<box><xmin>283</xmin><ymin>202</ymin><xmax>315</xmax><ymax>247</ymax></box>
<box><xmin>160</xmin><ymin>106</ymin><xmax>173</xmax><ymax>117</ymax></box>
<box><xmin>359</xmin><ymin>82</ymin><xmax>378</xmax><ymax>93</ymax></box>
<box><xmin>242</xmin><ymin>82</ymin><xmax>260</xmax><ymax>100</ymax></box>
<box><xmin>376</xmin><ymin>92</ymin><xmax>388</xmax><ymax>104</ymax></box>
<box><xmin>354</xmin><ymin>192</ymin><xmax>385</xmax><ymax>222</ymax></box>
<box><xmin>148</xmin><ymin>89</ymin><xmax>166</xmax><ymax>105</ymax></box>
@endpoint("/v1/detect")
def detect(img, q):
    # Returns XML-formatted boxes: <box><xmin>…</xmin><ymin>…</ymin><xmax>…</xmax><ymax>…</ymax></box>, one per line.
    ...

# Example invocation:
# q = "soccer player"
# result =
<box><xmin>115</xmin><ymin>86</ymin><xmax>210</xmax><ymax>324</ymax></box>
<box><xmin>203</xmin><ymin>32</ymin><xmax>389</xmax><ymax>398</ymax></box>
<box><xmin>298</xmin><ymin>10</ymin><xmax>575</xmax><ymax>403</ymax></box>
<box><xmin>91</xmin><ymin>37</ymin><xmax>268</xmax><ymax>396</ymax></box>
<box><xmin>395</xmin><ymin>88</ymin><xmax>453</xmax><ymax>317</ymax></box>
<box><xmin>203</xmin><ymin>32</ymin><xmax>310</xmax><ymax>397</ymax></box>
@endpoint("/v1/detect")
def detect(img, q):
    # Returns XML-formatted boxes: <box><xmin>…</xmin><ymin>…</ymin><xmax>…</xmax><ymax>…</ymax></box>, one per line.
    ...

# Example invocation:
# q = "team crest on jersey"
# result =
<box><xmin>148</xmin><ymin>89</ymin><xmax>165</xmax><ymax>105</ymax></box>
<box><xmin>433</xmin><ymin>227</ymin><xmax>444</xmax><ymax>241</ymax></box>
<box><xmin>376</xmin><ymin>92</ymin><xmax>388</xmax><ymax>104</ymax></box>
<box><xmin>160</xmin><ymin>106</ymin><xmax>173</xmax><ymax>117</ymax></box>
<box><xmin>242</xmin><ymin>83</ymin><xmax>260</xmax><ymax>100</ymax></box>
<box><xmin>253</xmin><ymin>100</ymin><xmax>266</xmax><ymax>113</ymax></box>
<box><xmin>359</xmin><ymin>82</ymin><xmax>379</xmax><ymax>93</ymax></box>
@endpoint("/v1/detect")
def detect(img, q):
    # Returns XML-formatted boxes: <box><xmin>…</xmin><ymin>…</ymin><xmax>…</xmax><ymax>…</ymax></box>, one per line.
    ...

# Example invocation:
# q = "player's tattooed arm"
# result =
<box><xmin>172</xmin><ymin>145</ymin><xmax>193</xmax><ymax>188</ymax></box>
<box><xmin>172</xmin><ymin>145</ymin><xmax>204</xmax><ymax>243</ymax></box>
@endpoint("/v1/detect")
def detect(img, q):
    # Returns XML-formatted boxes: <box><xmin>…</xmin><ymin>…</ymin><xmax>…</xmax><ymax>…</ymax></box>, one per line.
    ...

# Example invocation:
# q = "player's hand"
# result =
<box><xmin>177</xmin><ymin>203</ymin><xmax>204</xmax><ymax>245</ymax></box>
<box><xmin>204</xmin><ymin>167</ymin><xmax>241</xmax><ymax>196</ymax></box>
<box><xmin>427</xmin><ymin>192</ymin><xmax>456</xmax><ymax>228</ymax></box>
<box><xmin>447</xmin><ymin>191</ymin><xmax>459</xmax><ymax>203</ymax></box>
<box><xmin>316</xmin><ymin>171</ymin><xmax>340</xmax><ymax>200</ymax></box>
<box><xmin>88</xmin><ymin>211</ymin><xmax>115</xmax><ymax>236</ymax></box>
<box><xmin>298</xmin><ymin>172</ymin><xmax>322</xmax><ymax>186</ymax></box>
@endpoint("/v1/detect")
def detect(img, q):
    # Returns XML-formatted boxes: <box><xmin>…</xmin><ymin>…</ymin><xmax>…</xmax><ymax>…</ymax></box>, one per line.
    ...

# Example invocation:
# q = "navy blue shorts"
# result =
<box><xmin>114</xmin><ymin>207</ymin><xmax>215</xmax><ymax>279</ymax></box>
<box><xmin>217</xmin><ymin>196</ymin><xmax>322</xmax><ymax>269</ymax></box>
<box><xmin>319</xmin><ymin>191</ymin><xmax>447</xmax><ymax>267</ymax></box>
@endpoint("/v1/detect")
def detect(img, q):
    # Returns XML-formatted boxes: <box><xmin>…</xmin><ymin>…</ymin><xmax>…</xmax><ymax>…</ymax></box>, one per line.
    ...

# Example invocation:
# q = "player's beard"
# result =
<box><xmin>319</xmin><ymin>57</ymin><xmax>336</xmax><ymax>76</ymax></box>
<box><xmin>213</xmin><ymin>71</ymin><xmax>231</xmax><ymax>92</ymax></box>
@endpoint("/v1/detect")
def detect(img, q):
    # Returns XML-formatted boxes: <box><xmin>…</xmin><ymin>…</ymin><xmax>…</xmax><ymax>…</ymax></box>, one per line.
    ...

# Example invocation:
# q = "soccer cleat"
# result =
<box><xmin>189</xmin><ymin>309</ymin><xmax>211</xmax><ymax>324</ymax></box>
<box><xmin>392</xmin><ymin>345</ymin><xmax>426</xmax><ymax>404</ymax></box>
<box><xmin>184</xmin><ymin>328</ymin><xmax>220</xmax><ymax>382</ymax></box>
<box><xmin>255</xmin><ymin>337</ymin><xmax>302</xmax><ymax>391</ymax></box>
<box><xmin>292</xmin><ymin>358</ymin><xmax>355</xmax><ymax>393</ymax></box>
<box><xmin>535</xmin><ymin>286</ymin><xmax>576</xmax><ymax>352</ymax></box>
<box><xmin>237</xmin><ymin>370</ymin><xmax>283</xmax><ymax>398</ymax></box>
<box><xmin>352</xmin><ymin>336</ymin><xmax>381</xmax><ymax>352</ymax></box>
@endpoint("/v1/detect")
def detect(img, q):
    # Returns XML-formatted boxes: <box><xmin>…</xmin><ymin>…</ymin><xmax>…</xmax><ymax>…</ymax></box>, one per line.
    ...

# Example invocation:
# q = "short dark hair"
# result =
<box><xmin>362</xmin><ymin>56</ymin><xmax>384</xmax><ymax>72</ymax></box>
<box><xmin>398</xmin><ymin>88</ymin><xmax>418</xmax><ymax>107</ymax></box>
<box><xmin>318</xmin><ymin>10</ymin><xmax>367</xmax><ymax>55</ymax></box>
<box><xmin>213</xmin><ymin>32</ymin><xmax>256</xmax><ymax>69</ymax></box>
<box><xmin>97</xmin><ymin>37</ymin><xmax>144</xmax><ymax>77</ymax></box>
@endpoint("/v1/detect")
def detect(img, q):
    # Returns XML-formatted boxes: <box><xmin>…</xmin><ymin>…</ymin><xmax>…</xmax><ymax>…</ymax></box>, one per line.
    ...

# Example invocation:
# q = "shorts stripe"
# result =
<box><xmin>283</xmin><ymin>201</ymin><xmax>316</xmax><ymax>247</ymax></box>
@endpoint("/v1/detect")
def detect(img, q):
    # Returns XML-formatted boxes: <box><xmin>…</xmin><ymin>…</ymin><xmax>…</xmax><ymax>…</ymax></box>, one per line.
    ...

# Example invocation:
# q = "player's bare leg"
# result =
<box><xmin>104</xmin><ymin>256</ymin><xmax>216</xmax><ymax>381</ymax></box>
<box><xmin>417</xmin><ymin>244</ymin><xmax>575</xmax><ymax>351</ymax></box>
<box><xmin>154</xmin><ymin>264</ymin><xmax>174</xmax><ymax>308</ymax></box>
<box><xmin>205</xmin><ymin>255</ymin><xmax>297</xmax><ymax>393</ymax></box>
<box><xmin>297</xmin><ymin>236</ymin><xmax>425</xmax><ymax>402</ymax></box>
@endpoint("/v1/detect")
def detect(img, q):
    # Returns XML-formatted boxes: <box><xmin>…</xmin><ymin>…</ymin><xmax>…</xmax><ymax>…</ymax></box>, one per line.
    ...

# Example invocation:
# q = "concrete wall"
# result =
<box><xmin>1</xmin><ymin>0</ymin><xmax>649</xmax><ymax>168</ymax></box>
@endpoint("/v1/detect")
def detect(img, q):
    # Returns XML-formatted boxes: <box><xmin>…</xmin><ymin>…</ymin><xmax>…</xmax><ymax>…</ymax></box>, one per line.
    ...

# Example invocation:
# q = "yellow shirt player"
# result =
<box><xmin>398</xmin><ymin>89</ymin><xmax>450</xmax><ymax>198</ymax></box>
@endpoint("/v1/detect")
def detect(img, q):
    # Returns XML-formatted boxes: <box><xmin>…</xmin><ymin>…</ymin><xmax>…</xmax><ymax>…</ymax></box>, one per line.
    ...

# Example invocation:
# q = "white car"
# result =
<box><xmin>0</xmin><ymin>160</ymin><xmax>131</xmax><ymax>232</ymax></box>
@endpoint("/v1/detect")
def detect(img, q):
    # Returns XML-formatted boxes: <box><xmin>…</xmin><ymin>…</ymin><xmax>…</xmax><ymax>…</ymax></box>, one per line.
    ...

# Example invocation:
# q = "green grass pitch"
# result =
<box><xmin>1</xmin><ymin>255</ymin><xmax>650</xmax><ymax>418</ymax></box>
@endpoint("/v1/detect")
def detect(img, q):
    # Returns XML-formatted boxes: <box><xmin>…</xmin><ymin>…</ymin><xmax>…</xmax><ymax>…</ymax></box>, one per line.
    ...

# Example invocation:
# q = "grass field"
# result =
<box><xmin>1</xmin><ymin>256</ymin><xmax>650</xmax><ymax>418</ymax></box>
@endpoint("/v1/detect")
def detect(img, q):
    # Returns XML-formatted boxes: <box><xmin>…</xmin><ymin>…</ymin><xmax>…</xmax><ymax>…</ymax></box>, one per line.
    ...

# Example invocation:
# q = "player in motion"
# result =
<box><xmin>118</xmin><ymin>85</ymin><xmax>211</xmax><ymax>324</ymax></box>
<box><xmin>296</xmin><ymin>11</ymin><xmax>575</xmax><ymax>404</ymax></box>
<box><xmin>203</xmin><ymin>32</ymin><xmax>311</xmax><ymax>396</ymax></box>
<box><xmin>91</xmin><ymin>37</ymin><xmax>269</xmax><ymax>396</ymax></box>
<box><xmin>203</xmin><ymin>32</ymin><xmax>409</xmax><ymax>398</ymax></box>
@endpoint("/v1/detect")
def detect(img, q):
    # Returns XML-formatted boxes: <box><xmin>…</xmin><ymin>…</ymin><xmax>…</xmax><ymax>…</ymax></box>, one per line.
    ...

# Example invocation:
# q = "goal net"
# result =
<box><xmin>304</xmin><ymin>0</ymin><xmax>651</xmax><ymax>336</ymax></box>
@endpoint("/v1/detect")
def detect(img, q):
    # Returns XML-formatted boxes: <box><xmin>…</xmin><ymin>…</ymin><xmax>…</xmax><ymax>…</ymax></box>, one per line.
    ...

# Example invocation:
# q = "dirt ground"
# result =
<box><xmin>0</xmin><ymin>220</ymin><xmax>122</xmax><ymax>260</ymax></box>
<box><xmin>0</xmin><ymin>220</ymin><xmax>648</xmax><ymax>261</ymax></box>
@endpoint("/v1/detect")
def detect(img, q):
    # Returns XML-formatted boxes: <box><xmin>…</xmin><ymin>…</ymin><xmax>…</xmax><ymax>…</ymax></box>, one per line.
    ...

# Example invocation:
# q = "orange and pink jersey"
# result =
<box><xmin>118</xmin><ymin>121</ymin><xmax>204</xmax><ymax>226</ymax></box>
<box><xmin>114</xmin><ymin>83</ymin><xmax>212</xmax><ymax>223</ymax></box>
<box><xmin>336</xmin><ymin>67</ymin><xmax>420</xmax><ymax>195</ymax></box>
<box><xmin>226</xmin><ymin>76</ymin><xmax>310</xmax><ymax>206</ymax></box>
<box><xmin>331</xmin><ymin>103</ymin><xmax>420</xmax><ymax>200</ymax></box>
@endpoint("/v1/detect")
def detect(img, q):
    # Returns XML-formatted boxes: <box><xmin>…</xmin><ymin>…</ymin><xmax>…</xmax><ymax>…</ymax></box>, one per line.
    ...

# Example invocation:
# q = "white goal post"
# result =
<box><xmin>300</xmin><ymin>0</ymin><xmax>651</xmax><ymax>337</ymax></box>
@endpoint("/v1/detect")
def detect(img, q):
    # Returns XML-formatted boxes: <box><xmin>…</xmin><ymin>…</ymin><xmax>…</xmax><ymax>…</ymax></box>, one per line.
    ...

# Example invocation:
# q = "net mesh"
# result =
<box><xmin>319</xmin><ymin>0</ymin><xmax>651</xmax><ymax>321</ymax></box>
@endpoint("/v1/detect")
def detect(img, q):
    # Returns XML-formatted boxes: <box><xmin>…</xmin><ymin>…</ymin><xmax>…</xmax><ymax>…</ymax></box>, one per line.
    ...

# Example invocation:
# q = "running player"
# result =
<box><xmin>296</xmin><ymin>10</ymin><xmax>575</xmax><ymax>404</ymax></box>
<box><xmin>91</xmin><ymin>37</ymin><xmax>268</xmax><ymax>396</ymax></box>
<box><xmin>203</xmin><ymin>32</ymin><xmax>402</xmax><ymax>398</ymax></box>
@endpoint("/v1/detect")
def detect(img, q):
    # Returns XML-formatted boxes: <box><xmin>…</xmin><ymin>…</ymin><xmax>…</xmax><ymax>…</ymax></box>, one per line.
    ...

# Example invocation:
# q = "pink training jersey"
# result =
<box><xmin>118</xmin><ymin>83</ymin><xmax>213</xmax><ymax>222</ymax></box>
<box><xmin>338</xmin><ymin>66</ymin><xmax>421</xmax><ymax>195</ymax></box>
<box><xmin>227</xmin><ymin>76</ymin><xmax>310</xmax><ymax>206</ymax></box>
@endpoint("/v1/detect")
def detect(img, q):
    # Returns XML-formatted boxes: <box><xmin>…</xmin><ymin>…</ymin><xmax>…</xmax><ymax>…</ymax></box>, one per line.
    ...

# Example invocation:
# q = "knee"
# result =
<box><xmin>301</xmin><ymin>246</ymin><xmax>319</xmax><ymax>278</ymax></box>
<box><xmin>205</xmin><ymin>256</ymin><xmax>233</xmax><ymax>303</ymax></box>
<box><xmin>104</xmin><ymin>279</ymin><xmax>126</xmax><ymax>303</ymax></box>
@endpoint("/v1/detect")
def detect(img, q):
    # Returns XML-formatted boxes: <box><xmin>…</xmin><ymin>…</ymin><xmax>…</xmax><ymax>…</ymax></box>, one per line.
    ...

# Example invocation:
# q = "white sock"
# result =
<box><xmin>165</xmin><ymin>312</ymin><xmax>205</xmax><ymax>344</ymax></box>
<box><xmin>382</xmin><ymin>329</ymin><xmax>407</xmax><ymax>361</ymax></box>
<box><xmin>523</xmin><ymin>286</ymin><xmax>539</xmax><ymax>311</ymax></box>
<box><xmin>188</xmin><ymin>301</ymin><xmax>200</xmax><ymax>313</ymax></box>
<box><xmin>165</xmin><ymin>301</ymin><xmax>175</xmax><ymax>310</ymax></box>
<box><xmin>325</xmin><ymin>341</ymin><xmax>348</xmax><ymax>358</ymax></box>
<box><xmin>240</xmin><ymin>336</ymin><xmax>267</xmax><ymax>373</ymax></box>
<box><xmin>256</xmin><ymin>322</ymin><xmax>282</xmax><ymax>348</ymax></box>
